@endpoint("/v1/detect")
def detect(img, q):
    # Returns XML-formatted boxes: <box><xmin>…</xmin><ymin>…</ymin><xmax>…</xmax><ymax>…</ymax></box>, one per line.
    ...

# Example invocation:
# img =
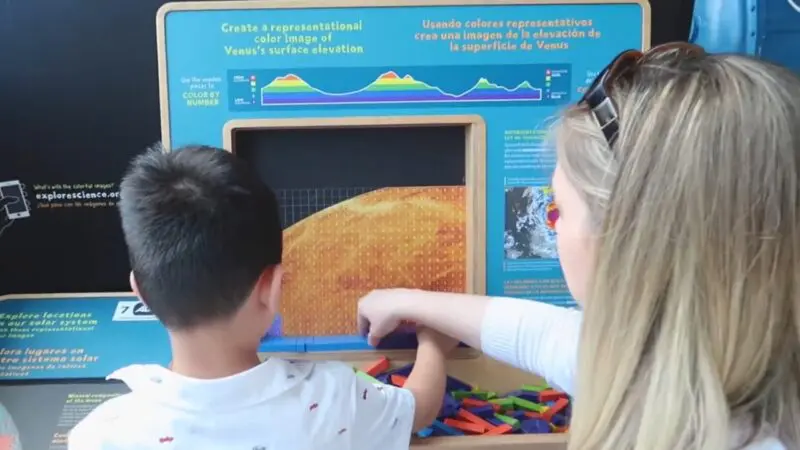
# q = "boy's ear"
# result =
<box><xmin>129</xmin><ymin>271</ymin><xmax>141</xmax><ymax>297</ymax></box>
<box><xmin>258</xmin><ymin>265</ymin><xmax>283</xmax><ymax>312</ymax></box>
<box><xmin>130</xmin><ymin>272</ymin><xmax>149</xmax><ymax>306</ymax></box>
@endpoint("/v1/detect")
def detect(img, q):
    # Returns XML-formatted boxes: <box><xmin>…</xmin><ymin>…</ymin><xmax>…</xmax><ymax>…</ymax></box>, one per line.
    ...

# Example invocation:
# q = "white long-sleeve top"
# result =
<box><xmin>479</xmin><ymin>297</ymin><xmax>786</xmax><ymax>450</ymax></box>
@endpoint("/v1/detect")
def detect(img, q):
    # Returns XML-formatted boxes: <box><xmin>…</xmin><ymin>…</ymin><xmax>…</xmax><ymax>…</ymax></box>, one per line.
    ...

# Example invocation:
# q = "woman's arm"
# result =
<box><xmin>363</xmin><ymin>289</ymin><xmax>581</xmax><ymax>395</ymax></box>
<box><xmin>479</xmin><ymin>296</ymin><xmax>581</xmax><ymax>395</ymax></box>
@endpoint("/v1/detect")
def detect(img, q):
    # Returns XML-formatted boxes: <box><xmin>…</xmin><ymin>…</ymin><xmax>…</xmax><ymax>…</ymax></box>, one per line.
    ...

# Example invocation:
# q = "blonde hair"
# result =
<box><xmin>557</xmin><ymin>49</ymin><xmax>800</xmax><ymax>449</ymax></box>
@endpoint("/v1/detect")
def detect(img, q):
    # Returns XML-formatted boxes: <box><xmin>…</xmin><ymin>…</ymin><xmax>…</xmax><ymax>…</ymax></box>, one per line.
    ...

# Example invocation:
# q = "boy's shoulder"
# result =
<box><xmin>68</xmin><ymin>392</ymin><xmax>138</xmax><ymax>448</ymax></box>
<box><xmin>301</xmin><ymin>359</ymin><xmax>361</xmax><ymax>381</ymax></box>
<box><xmin>279</xmin><ymin>359</ymin><xmax>370</xmax><ymax>397</ymax></box>
<box><xmin>67</xmin><ymin>364</ymin><xmax>181</xmax><ymax>449</ymax></box>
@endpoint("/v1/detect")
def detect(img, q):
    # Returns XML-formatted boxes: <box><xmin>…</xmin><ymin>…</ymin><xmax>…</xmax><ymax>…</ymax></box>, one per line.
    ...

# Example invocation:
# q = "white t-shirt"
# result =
<box><xmin>68</xmin><ymin>358</ymin><xmax>415</xmax><ymax>450</ymax></box>
<box><xmin>479</xmin><ymin>297</ymin><xmax>788</xmax><ymax>450</ymax></box>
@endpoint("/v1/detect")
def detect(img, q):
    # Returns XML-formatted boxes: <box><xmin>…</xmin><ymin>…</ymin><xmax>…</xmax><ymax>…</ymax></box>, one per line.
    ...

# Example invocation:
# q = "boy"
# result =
<box><xmin>68</xmin><ymin>145</ymin><xmax>456</xmax><ymax>449</ymax></box>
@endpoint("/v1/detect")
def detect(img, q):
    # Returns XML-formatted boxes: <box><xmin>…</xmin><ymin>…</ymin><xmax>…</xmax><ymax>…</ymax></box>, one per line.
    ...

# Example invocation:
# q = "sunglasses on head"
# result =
<box><xmin>580</xmin><ymin>42</ymin><xmax>705</xmax><ymax>145</ymax></box>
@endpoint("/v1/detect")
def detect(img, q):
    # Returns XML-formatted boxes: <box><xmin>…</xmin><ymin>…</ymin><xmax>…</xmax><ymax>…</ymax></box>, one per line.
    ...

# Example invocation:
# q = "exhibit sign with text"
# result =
<box><xmin>0</xmin><ymin>295</ymin><xmax>169</xmax><ymax>380</ymax></box>
<box><xmin>158</xmin><ymin>0</ymin><xmax>648</xmax><ymax>308</ymax></box>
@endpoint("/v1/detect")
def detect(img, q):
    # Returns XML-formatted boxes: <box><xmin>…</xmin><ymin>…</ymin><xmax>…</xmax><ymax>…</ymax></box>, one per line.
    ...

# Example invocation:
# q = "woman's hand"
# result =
<box><xmin>357</xmin><ymin>288</ymin><xmax>420</xmax><ymax>346</ymax></box>
<box><xmin>357</xmin><ymin>288</ymin><xmax>490</xmax><ymax>350</ymax></box>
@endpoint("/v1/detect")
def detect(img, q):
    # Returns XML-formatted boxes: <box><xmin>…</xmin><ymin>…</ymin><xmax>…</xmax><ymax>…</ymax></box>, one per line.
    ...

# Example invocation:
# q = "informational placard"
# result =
<box><xmin>0</xmin><ymin>382</ymin><xmax>129</xmax><ymax>450</ymax></box>
<box><xmin>0</xmin><ymin>295</ymin><xmax>169</xmax><ymax>380</ymax></box>
<box><xmin>158</xmin><ymin>0</ymin><xmax>648</xmax><ymax>307</ymax></box>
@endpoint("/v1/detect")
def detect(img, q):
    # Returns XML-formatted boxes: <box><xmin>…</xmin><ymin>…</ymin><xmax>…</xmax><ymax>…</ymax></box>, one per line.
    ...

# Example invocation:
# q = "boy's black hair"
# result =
<box><xmin>118</xmin><ymin>145</ymin><xmax>282</xmax><ymax>330</ymax></box>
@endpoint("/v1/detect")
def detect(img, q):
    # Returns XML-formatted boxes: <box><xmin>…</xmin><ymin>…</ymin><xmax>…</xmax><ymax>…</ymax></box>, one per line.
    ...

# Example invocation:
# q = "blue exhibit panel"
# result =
<box><xmin>0</xmin><ymin>295</ymin><xmax>169</xmax><ymax>381</ymax></box>
<box><xmin>160</xmin><ymin>2</ymin><xmax>646</xmax><ymax>309</ymax></box>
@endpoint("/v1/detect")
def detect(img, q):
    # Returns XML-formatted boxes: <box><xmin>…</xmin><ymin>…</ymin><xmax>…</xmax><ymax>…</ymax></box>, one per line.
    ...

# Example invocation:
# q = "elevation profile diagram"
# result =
<box><xmin>260</xmin><ymin>71</ymin><xmax>544</xmax><ymax>105</ymax></box>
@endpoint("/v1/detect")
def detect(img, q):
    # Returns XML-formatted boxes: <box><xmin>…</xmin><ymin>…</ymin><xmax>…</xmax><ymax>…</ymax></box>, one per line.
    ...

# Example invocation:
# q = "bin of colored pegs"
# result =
<box><xmin>357</xmin><ymin>358</ymin><xmax>572</xmax><ymax>438</ymax></box>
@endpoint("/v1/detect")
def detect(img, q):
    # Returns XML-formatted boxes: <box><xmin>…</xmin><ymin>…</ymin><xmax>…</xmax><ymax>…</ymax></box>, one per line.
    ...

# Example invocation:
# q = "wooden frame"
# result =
<box><xmin>222</xmin><ymin>115</ymin><xmax>486</xmax><ymax>361</ymax></box>
<box><xmin>222</xmin><ymin>115</ymin><xmax>487</xmax><ymax>297</ymax></box>
<box><xmin>155</xmin><ymin>0</ymin><xmax>652</xmax><ymax>148</ymax></box>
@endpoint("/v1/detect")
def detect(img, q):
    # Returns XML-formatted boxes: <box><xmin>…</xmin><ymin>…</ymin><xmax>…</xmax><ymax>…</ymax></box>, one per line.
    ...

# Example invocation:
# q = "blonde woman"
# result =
<box><xmin>357</xmin><ymin>43</ymin><xmax>799</xmax><ymax>449</ymax></box>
